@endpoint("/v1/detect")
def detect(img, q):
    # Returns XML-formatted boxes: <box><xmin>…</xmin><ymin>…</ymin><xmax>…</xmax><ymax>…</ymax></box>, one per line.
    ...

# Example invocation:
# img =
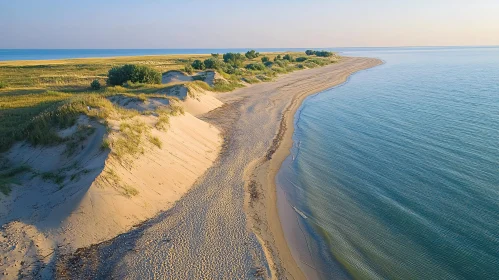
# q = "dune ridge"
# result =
<box><xmin>0</xmin><ymin>90</ymin><xmax>223</xmax><ymax>278</ymax></box>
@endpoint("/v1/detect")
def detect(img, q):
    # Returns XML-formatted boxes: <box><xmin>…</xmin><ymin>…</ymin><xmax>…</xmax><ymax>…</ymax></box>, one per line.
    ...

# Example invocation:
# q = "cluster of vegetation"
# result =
<box><xmin>245</xmin><ymin>50</ymin><xmax>260</xmax><ymax>59</ymax></box>
<box><xmin>182</xmin><ymin>50</ymin><xmax>337</xmax><ymax>91</ymax></box>
<box><xmin>305</xmin><ymin>50</ymin><xmax>334</xmax><ymax>57</ymax></box>
<box><xmin>107</xmin><ymin>64</ymin><xmax>161</xmax><ymax>86</ymax></box>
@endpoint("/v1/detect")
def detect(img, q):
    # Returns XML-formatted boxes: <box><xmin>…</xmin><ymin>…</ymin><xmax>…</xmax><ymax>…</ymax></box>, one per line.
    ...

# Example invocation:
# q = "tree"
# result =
<box><xmin>191</xmin><ymin>60</ymin><xmax>205</xmax><ymax>70</ymax></box>
<box><xmin>261</xmin><ymin>56</ymin><xmax>270</xmax><ymax>63</ymax></box>
<box><xmin>90</xmin><ymin>79</ymin><xmax>101</xmax><ymax>90</ymax></box>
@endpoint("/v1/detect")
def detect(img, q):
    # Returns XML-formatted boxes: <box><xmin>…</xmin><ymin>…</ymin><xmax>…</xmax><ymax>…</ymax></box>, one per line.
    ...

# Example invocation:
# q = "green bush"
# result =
<box><xmin>283</xmin><ymin>54</ymin><xmax>294</xmax><ymax>62</ymax></box>
<box><xmin>315</xmin><ymin>50</ymin><xmax>333</xmax><ymax>57</ymax></box>
<box><xmin>295</xmin><ymin>57</ymin><xmax>308</xmax><ymax>62</ymax></box>
<box><xmin>211</xmin><ymin>53</ymin><xmax>220</xmax><ymax>58</ymax></box>
<box><xmin>90</xmin><ymin>79</ymin><xmax>101</xmax><ymax>90</ymax></box>
<box><xmin>245</xmin><ymin>50</ymin><xmax>260</xmax><ymax>59</ymax></box>
<box><xmin>305</xmin><ymin>50</ymin><xmax>316</xmax><ymax>56</ymax></box>
<box><xmin>264</xmin><ymin>61</ymin><xmax>273</xmax><ymax>67</ymax></box>
<box><xmin>245</xmin><ymin>63</ymin><xmax>266</xmax><ymax>71</ymax></box>
<box><xmin>223</xmin><ymin>52</ymin><xmax>246</xmax><ymax>67</ymax></box>
<box><xmin>261</xmin><ymin>56</ymin><xmax>269</xmax><ymax>63</ymax></box>
<box><xmin>0</xmin><ymin>81</ymin><xmax>7</xmax><ymax>89</ymax></box>
<box><xmin>203</xmin><ymin>57</ymin><xmax>224</xmax><ymax>69</ymax></box>
<box><xmin>107</xmin><ymin>64</ymin><xmax>161</xmax><ymax>86</ymax></box>
<box><xmin>222</xmin><ymin>64</ymin><xmax>243</xmax><ymax>75</ymax></box>
<box><xmin>184</xmin><ymin>65</ymin><xmax>194</xmax><ymax>74</ymax></box>
<box><xmin>191</xmin><ymin>60</ymin><xmax>205</xmax><ymax>70</ymax></box>
<box><xmin>273</xmin><ymin>55</ymin><xmax>282</xmax><ymax>62</ymax></box>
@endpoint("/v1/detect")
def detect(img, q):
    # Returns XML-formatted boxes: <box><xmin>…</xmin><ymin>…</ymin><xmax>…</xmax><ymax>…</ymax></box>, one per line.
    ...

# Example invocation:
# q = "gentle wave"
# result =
<box><xmin>278</xmin><ymin>47</ymin><xmax>499</xmax><ymax>279</ymax></box>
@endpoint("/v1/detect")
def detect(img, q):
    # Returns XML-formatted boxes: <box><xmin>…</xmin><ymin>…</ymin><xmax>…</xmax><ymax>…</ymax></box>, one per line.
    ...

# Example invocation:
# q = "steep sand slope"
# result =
<box><xmin>56</xmin><ymin>57</ymin><xmax>382</xmax><ymax>279</ymax></box>
<box><xmin>0</xmin><ymin>103</ymin><xmax>222</xmax><ymax>278</ymax></box>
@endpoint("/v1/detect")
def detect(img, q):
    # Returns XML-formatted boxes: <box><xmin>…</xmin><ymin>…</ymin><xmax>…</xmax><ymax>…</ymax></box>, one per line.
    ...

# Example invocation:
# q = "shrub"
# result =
<box><xmin>191</xmin><ymin>60</ymin><xmax>205</xmax><ymax>70</ymax></box>
<box><xmin>283</xmin><ymin>54</ymin><xmax>294</xmax><ymax>62</ymax></box>
<box><xmin>261</xmin><ymin>56</ymin><xmax>269</xmax><ymax>63</ymax></box>
<box><xmin>222</xmin><ymin>64</ymin><xmax>243</xmax><ymax>75</ymax></box>
<box><xmin>184</xmin><ymin>65</ymin><xmax>194</xmax><ymax>74</ymax></box>
<box><xmin>107</xmin><ymin>64</ymin><xmax>161</xmax><ymax>86</ymax></box>
<box><xmin>264</xmin><ymin>61</ymin><xmax>273</xmax><ymax>67</ymax></box>
<box><xmin>245</xmin><ymin>63</ymin><xmax>266</xmax><ymax>71</ymax></box>
<box><xmin>274</xmin><ymin>60</ymin><xmax>287</xmax><ymax>67</ymax></box>
<box><xmin>245</xmin><ymin>50</ymin><xmax>260</xmax><ymax>59</ymax></box>
<box><xmin>211</xmin><ymin>53</ymin><xmax>220</xmax><ymax>58</ymax></box>
<box><xmin>203</xmin><ymin>57</ymin><xmax>224</xmax><ymax>69</ymax></box>
<box><xmin>0</xmin><ymin>81</ymin><xmax>7</xmax><ymax>89</ymax></box>
<box><xmin>223</xmin><ymin>52</ymin><xmax>246</xmax><ymax>67</ymax></box>
<box><xmin>305</xmin><ymin>50</ymin><xmax>316</xmax><ymax>56</ymax></box>
<box><xmin>273</xmin><ymin>55</ymin><xmax>282</xmax><ymax>62</ymax></box>
<box><xmin>90</xmin><ymin>79</ymin><xmax>101</xmax><ymax>90</ymax></box>
<box><xmin>295</xmin><ymin>57</ymin><xmax>308</xmax><ymax>62</ymax></box>
<box><xmin>315</xmin><ymin>50</ymin><xmax>334</xmax><ymax>57</ymax></box>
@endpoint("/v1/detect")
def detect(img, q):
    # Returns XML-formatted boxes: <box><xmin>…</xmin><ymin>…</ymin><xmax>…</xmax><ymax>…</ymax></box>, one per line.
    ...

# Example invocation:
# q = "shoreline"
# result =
<box><xmin>247</xmin><ymin>57</ymin><xmax>383</xmax><ymax>279</ymax></box>
<box><xmin>50</xmin><ymin>56</ymin><xmax>383</xmax><ymax>279</ymax></box>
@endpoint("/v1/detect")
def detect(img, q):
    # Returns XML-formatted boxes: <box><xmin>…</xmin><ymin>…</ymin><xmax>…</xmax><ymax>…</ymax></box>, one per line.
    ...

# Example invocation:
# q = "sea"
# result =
<box><xmin>277</xmin><ymin>46</ymin><xmax>499</xmax><ymax>279</ymax></box>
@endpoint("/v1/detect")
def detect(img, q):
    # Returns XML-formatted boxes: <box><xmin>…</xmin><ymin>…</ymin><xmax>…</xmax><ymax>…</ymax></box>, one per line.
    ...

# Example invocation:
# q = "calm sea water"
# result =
<box><xmin>278</xmin><ymin>47</ymin><xmax>499</xmax><ymax>279</ymax></box>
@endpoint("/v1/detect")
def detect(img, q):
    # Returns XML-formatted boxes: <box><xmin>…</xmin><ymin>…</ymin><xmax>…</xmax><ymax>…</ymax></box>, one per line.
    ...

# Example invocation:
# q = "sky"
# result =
<box><xmin>1</xmin><ymin>0</ymin><xmax>498</xmax><ymax>48</ymax></box>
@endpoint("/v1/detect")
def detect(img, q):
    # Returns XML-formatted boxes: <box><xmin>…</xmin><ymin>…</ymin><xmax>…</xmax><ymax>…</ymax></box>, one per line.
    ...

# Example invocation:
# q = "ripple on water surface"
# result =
<box><xmin>278</xmin><ymin>47</ymin><xmax>499</xmax><ymax>279</ymax></box>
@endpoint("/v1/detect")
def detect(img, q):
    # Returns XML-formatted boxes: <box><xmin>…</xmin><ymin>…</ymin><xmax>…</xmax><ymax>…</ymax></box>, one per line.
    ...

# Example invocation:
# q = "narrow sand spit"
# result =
<box><xmin>55</xmin><ymin>57</ymin><xmax>382</xmax><ymax>279</ymax></box>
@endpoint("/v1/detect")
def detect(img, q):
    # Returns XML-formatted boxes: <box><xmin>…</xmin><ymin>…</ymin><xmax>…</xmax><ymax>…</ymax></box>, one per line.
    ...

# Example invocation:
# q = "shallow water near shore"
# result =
<box><xmin>278</xmin><ymin>47</ymin><xmax>499</xmax><ymax>279</ymax></box>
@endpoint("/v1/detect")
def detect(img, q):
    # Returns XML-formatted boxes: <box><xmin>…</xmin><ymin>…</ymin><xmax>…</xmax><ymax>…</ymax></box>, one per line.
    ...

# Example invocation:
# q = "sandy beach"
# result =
<box><xmin>53</xmin><ymin>56</ymin><xmax>382</xmax><ymax>279</ymax></box>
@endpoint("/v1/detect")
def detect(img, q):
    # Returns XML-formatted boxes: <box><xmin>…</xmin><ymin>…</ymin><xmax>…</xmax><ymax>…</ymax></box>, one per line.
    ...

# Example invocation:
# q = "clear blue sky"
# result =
<box><xmin>1</xmin><ymin>0</ymin><xmax>498</xmax><ymax>48</ymax></box>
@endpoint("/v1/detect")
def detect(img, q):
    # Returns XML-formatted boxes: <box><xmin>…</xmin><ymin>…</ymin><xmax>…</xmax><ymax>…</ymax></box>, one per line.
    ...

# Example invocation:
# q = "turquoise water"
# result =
<box><xmin>278</xmin><ymin>47</ymin><xmax>499</xmax><ymax>279</ymax></box>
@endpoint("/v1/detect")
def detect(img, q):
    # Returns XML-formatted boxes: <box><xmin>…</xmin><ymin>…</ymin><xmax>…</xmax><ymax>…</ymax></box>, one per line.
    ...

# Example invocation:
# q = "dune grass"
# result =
<box><xmin>0</xmin><ymin>51</ymin><xmax>337</xmax><ymax>153</ymax></box>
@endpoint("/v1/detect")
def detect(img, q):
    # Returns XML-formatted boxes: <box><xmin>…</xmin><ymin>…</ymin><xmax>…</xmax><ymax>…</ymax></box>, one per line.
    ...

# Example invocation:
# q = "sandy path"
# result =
<box><xmin>56</xmin><ymin>57</ymin><xmax>382</xmax><ymax>279</ymax></box>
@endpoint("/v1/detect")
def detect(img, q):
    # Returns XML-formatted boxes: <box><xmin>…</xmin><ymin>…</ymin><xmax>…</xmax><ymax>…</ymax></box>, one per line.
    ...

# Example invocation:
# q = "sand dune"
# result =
<box><xmin>0</xmin><ymin>97</ymin><xmax>223</xmax><ymax>278</ymax></box>
<box><xmin>162</xmin><ymin>70</ymin><xmax>193</xmax><ymax>84</ymax></box>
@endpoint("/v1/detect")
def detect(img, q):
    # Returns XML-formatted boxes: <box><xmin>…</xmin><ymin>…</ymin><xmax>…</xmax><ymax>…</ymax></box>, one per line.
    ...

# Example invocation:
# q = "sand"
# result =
<box><xmin>0</xmin><ymin>100</ymin><xmax>223</xmax><ymax>278</ymax></box>
<box><xmin>53</xmin><ymin>57</ymin><xmax>382</xmax><ymax>279</ymax></box>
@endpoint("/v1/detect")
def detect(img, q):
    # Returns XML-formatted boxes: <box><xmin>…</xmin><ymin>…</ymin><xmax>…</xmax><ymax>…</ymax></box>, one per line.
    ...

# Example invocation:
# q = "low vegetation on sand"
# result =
<box><xmin>0</xmin><ymin>50</ymin><xmax>338</xmax><ymax>196</ymax></box>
